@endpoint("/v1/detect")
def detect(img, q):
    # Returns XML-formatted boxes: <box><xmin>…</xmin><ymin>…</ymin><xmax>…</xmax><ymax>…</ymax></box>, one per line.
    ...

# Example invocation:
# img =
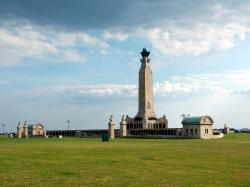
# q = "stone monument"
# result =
<box><xmin>120</xmin><ymin>115</ymin><xmax>127</xmax><ymax>137</ymax></box>
<box><xmin>23</xmin><ymin>121</ymin><xmax>28</xmax><ymax>138</ymax></box>
<box><xmin>108</xmin><ymin>115</ymin><xmax>115</xmax><ymax>139</ymax></box>
<box><xmin>125</xmin><ymin>48</ymin><xmax>168</xmax><ymax>129</ymax></box>
<box><xmin>17</xmin><ymin>121</ymin><xmax>22</xmax><ymax>138</ymax></box>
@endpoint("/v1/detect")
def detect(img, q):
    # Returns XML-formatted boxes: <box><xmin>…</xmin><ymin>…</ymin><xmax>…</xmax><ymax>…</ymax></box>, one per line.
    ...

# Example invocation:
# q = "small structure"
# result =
<box><xmin>23</xmin><ymin>121</ymin><xmax>28</xmax><ymax>138</ymax></box>
<box><xmin>182</xmin><ymin>116</ymin><xmax>214</xmax><ymax>139</ymax></box>
<box><xmin>102</xmin><ymin>134</ymin><xmax>109</xmax><ymax>142</ymax></box>
<box><xmin>17</xmin><ymin>122</ymin><xmax>22</xmax><ymax>138</ymax></box>
<box><xmin>28</xmin><ymin>123</ymin><xmax>46</xmax><ymax>136</ymax></box>
<box><xmin>223</xmin><ymin>123</ymin><xmax>230</xmax><ymax>134</ymax></box>
<box><xmin>17</xmin><ymin>121</ymin><xmax>46</xmax><ymax>138</ymax></box>
<box><xmin>120</xmin><ymin>115</ymin><xmax>127</xmax><ymax>137</ymax></box>
<box><xmin>108</xmin><ymin>115</ymin><xmax>115</xmax><ymax>139</ymax></box>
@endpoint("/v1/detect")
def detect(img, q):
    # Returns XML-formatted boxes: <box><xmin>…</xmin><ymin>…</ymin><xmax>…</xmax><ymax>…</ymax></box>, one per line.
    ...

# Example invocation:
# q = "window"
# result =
<box><xmin>195</xmin><ymin>129</ymin><xmax>198</xmax><ymax>134</ymax></box>
<box><xmin>205</xmin><ymin>129</ymin><xmax>209</xmax><ymax>133</ymax></box>
<box><xmin>190</xmin><ymin>129</ymin><xmax>193</xmax><ymax>134</ymax></box>
<box><xmin>186</xmin><ymin>129</ymin><xmax>188</xmax><ymax>134</ymax></box>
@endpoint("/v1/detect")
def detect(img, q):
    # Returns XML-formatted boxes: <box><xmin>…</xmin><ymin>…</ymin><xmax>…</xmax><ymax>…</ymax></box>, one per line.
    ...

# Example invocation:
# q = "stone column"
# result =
<box><xmin>120</xmin><ymin>115</ymin><xmax>127</xmax><ymax>137</ymax></box>
<box><xmin>23</xmin><ymin>121</ymin><xmax>28</xmax><ymax>138</ymax></box>
<box><xmin>108</xmin><ymin>115</ymin><xmax>115</xmax><ymax>139</ymax></box>
<box><xmin>17</xmin><ymin>121</ymin><xmax>22</xmax><ymax>138</ymax></box>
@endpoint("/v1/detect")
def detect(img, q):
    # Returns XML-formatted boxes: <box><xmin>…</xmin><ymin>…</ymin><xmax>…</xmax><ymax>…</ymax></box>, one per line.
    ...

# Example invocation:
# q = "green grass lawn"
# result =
<box><xmin>0</xmin><ymin>134</ymin><xmax>250</xmax><ymax>187</ymax></box>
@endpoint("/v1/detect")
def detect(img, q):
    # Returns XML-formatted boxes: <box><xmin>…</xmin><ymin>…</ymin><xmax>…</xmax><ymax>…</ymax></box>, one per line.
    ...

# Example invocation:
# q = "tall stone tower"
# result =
<box><xmin>125</xmin><ymin>48</ymin><xmax>168</xmax><ymax>130</ymax></box>
<box><xmin>136</xmin><ymin>48</ymin><xmax>156</xmax><ymax>120</ymax></box>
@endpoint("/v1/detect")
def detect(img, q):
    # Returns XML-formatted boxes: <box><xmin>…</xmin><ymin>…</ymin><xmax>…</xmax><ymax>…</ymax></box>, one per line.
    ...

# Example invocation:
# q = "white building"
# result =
<box><xmin>182</xmin><ymin>116</ymin><xmax>214</xmax><ymax>139</ymax></box>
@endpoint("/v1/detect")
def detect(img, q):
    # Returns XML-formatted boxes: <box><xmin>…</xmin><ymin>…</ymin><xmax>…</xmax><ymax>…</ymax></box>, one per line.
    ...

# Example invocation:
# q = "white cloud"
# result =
<box><xmin>154</xmin><ymin>69</ymin><xmax>250</xmax><ymax>96</ymax></box>
<box><xmin>0</xmin><ymin>24</ymin><xmax>59</xmax><ymax>66</ymax></box>
<box><xmin>0</xmin><ymin>19</ymin><xmax>109</xmax><ymax>66</ymax></box>
<box><xmin>64</xmin><ymin>50</ymin><xmax>86</xmax><ymax>63</ymax></box>
<box><xmin>57</xmin><ymin>32</ymin><xmax>109</xmax><ymax>48</ymax></box>
<box><xmin>52</xmin><ymin>84</ymin><xmax>137</xmax><ymax>97</ymax></box>
<box><xmin>102</xmin><ymin>31</ymin><xmax>129</xmax><ymax>41</ymax></box>
<box><xmin>1</xmin><ymin>3</ymin><xmax>250</xmax><ymax>66</ymax></box>
<box><xmin>47</xmin><ymin>69</ymin><xmax>250</xmax><ymax>98</ymax></box>
<box><xmin>137</xmin><ymin>4</ymin><xmax>250</xmax><ymax>56</ymax></box>
<box><xmin>141</xmin><ymin>22</ymin><xmax>250</xmax><ymax>56</ymax></box>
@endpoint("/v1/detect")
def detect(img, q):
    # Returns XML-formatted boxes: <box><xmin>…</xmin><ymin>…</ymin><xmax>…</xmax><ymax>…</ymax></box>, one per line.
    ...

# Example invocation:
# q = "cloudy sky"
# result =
<box><xmin>1</xmin><ymin>0</ymin><xmax>250</xmax><ymax>131</ymax></box>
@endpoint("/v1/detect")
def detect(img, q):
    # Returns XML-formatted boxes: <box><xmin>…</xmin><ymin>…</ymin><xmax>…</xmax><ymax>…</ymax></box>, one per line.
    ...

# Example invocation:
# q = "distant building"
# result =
<box><xmin>182</xmin><ymin>116</ymin><xmax>214</xmax><ymax>139</ymax></box>
<box><xmin>28</xmin><ymin>123</ymin><xmax>46</xmax><ymax>136</ymax></box>
<box><xmin>239</xmin><ymin>128</ymin><xmax>250</xmax><ymax>133</ymax></box>
<box><xmin>16</xmin><ymin>122</ymin><xmax>46</xmax><ymax>138</ymax></box>
<box><xmin>223</xmin><ymin>124</ymin><xmax>235</xmax><ymax>134</ymax></box>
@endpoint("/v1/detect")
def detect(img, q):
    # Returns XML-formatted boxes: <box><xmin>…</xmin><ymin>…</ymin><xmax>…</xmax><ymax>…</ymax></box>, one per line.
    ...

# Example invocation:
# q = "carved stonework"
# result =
<box><xmin>141</xmin><ymin>48</ymin><xmax>150</xmax><ymax>57</ymax></box>
<box><xmin>136</xmin><ymin>48</ymin><xmax>156</xmax><ymax>120</ymax></box>
<box><xmin>124</xmin><ymin>49</ymin><xmax>168</xmax><ymax>130</ymax></box>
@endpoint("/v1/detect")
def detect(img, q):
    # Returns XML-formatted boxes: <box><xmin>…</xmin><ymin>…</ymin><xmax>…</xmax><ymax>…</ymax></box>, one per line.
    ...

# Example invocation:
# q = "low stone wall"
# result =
<box><xmin>211</xmin><ymin>133</ymin><xmax>224</xmax><ymax>139</ymax></box>
<box><xmin>46</xmin><ymin>128</ymin><xmax>224</xmax><ymax>139</ymax></box>
<box><xmin>127</xmin><ymin>128</ymin><xmax>182</xmax><ymax>136</ymax></box>
<box><xmin>124</xmin><ymin>135</ymin><xmax>183</xmax><ymax>139</ymax></box>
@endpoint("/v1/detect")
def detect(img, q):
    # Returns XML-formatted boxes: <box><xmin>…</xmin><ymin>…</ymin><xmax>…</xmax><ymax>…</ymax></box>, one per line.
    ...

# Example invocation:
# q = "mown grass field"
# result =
<box><xmin>0</xmin><ymin>134</ymin><xmax>250</xmax><ymax>187</ymax></box>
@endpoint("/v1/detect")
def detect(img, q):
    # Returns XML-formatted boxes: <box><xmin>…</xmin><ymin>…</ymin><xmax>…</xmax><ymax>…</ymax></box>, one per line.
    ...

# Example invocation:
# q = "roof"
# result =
<box><xmin>182</xmin><ymin>116</ymin><xmax>202</xmax><ymax>125</ymax></box>
<box><xmin>182</xmin><ymin>116</ymin><xmax>213</xmax><ymax>125</ymax></box>
<box><xmin>28</xmin><ymin>124</ymin><xmax>44</xmax><ymax>129</ymax></box>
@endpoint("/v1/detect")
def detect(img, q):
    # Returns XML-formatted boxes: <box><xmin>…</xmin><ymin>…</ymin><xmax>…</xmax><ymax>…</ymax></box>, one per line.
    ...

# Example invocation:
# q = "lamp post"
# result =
<box><xmin>66</xmin><ymin>120</ymin><xmax>70</xmax><ymax>130</ymax></box>
<box><xmin>2</xmin><ymin>123</ymin><xmax>5</xmax><ymax>134</ymax></box>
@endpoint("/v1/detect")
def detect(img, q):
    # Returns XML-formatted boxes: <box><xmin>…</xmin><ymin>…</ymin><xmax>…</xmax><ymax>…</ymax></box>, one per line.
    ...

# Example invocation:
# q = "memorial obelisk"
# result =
<box><xmin>135</xmin><ymin>48</ymin><xmax>156</xmax><ymax>120</ymax></box>
<box><xmin>124</xmin><ymin>48</ymin><xmax>168</xmax><ymax>130</ymax></box>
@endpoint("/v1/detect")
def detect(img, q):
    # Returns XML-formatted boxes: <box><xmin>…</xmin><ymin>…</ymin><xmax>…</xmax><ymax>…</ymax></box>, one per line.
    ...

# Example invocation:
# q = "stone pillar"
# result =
<box><xmin>23</xmin><ymin>121</ymin><xmax>28</xmax><ymax>138</ymax></box>
<box><xmin>17</xmin><ymin>121</ymin><xmax>22</xmax><ymax>138</ymax></box>
<box><xmin>108</xmin><ymin>115</ymin><xmax>115</xmax><ymax>139</ymax></box>
<box><xmin>120</xmin><ymin>115</ymin><xmax>127</xmax><ymax>137</ymax></box>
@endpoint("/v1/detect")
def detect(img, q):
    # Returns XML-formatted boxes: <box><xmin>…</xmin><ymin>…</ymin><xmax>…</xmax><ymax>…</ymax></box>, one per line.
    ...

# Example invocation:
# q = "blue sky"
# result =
<box><xmin>0</xmin><ymin>0</ymin><xmax>250</xmax><ymax>131</ymax></box>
